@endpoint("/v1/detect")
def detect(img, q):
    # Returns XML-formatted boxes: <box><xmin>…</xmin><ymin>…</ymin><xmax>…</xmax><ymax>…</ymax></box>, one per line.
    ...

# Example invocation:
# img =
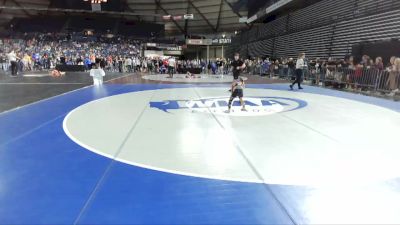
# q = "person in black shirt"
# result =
<box><xmin>231</xmin><ymin>53</ymin><xmax>246</xmax><ymax>80</ymax></box>
<box><xmin>287</xmin><ymin>58</ymin><xmax>295</xmax><ymax>77</ymax></box>
<box><xmin>217</xmin><ymin>59</ymin><xmax>224</xmax><ymax>75</ymax></box>
<box><xmin>100</xmin><ymin>58</ymin><xmax>107</xmax><ymax>69</ymax></box>
<box><xmin>76</xmin><ymin>57</ymin><xmax>83</xmax><ymax>65</ymax></box>
<box><xmin>60</xmin><ymin>55</ymin><xmax>66</xmax><ymax>65</ymax></box>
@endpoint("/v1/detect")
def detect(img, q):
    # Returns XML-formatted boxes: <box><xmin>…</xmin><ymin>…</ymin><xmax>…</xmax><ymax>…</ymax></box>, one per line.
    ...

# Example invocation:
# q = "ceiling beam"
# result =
<box><xmin>127</xmin><ymin>2</ymin><xmax>221</xmax><ymax>7</ymax></box>
<box><xmin>0</xmin><ymin>0</ymin><xmax>7</xmax><ymax>15</ymax></box>
<box><xmin>173</xmin><ymin>22</ymin><xmax>245</xmax><ymax>28</ymax></box>
<box><xmin>46</xmin><ymin>0</ymin><xmax>59</xmax><ymax>16</ymax></box>
<box><xmin>124</xmin><ymin>0</ymin><xmax>142</xmax><ymax>21</ymax></box>
<box><xmin>48</xmin><ymin>0</ymin><xmax>57</xmax><ymax>8</ymax></box>
<box><xmin>215</xmin><ymin>0</ymin><xmax>223</xmax><ymax>31</ymax></box>
<box><xmin>125</xmin><ymin>7</ymin><xmax>142</xmax><ymax>21</ymax></box>
<box><xmin>223</xmin><ymin>0</ymin><xmax>250</xmax><ymax>28</ymax></box>
<box><xmin>129</xmin><ymin>8</ymin><xmax>235</xmax><ymax>15</ymax></box>
<box><xmin>188</xmin><ymin>0</ymin><xmax>216</xmax><ymax>32</ymax></box>
<box><xmin>184</xmin><ymin>0</ymin><xmax>190</xmax><ymax>35</ymax></box>
<box><xmin>0</xmin><ymin>5</ymin><xmax>162</xmax><ymax>17</ymax></box>
<box><xmin>155</xmin><ymin>0</ymin><xmax>185</xmax><ymax>34</ymax></box>
<box><xmin>9</xmin><ymin>0</ymin><xmax>31</xmax><ymax>17</ymax></box>
<box><xmin>154</xmin><ymin>0</ymin><xmax>158</xmax><ymax>23</ymax></box>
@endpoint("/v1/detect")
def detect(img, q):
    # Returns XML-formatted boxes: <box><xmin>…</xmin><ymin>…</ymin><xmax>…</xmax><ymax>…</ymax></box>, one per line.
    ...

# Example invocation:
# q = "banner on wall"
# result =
<box><xmin>146</xmin><ymin>43</ymin><xmax>157</xmax><ymax>47</ymax></box>
<box><xmin>144</xmin><ymin>50</ymin><xmax>163</xmax><ymax>58</ymax></box>
<box><xmin>212</xmin><ymin>38</ymin><xmax>231</xmax><ymax>44</ymax></box>
<box><xmin>187</xmin><ymin>39</ymin><xmax>231</xmax><ymax>46</ymax></box>
<box><xmin>163</xmin><ymin>50</ymin><xmax>182</xmax><ymax>56</ymax></box>
<box><xmin>165</xmin><ymin>46</ymin><xmax>182</xmax><ymax>51</ymax></box>
<box><xmin>186</xmin><ymin>39</ymin><xmax>212</xmax><ymax>45</ymax></box>
<box><xmin>247</xmin><ymin>14</ymin><xmax>258</xmax><ymax>23</ymax></box>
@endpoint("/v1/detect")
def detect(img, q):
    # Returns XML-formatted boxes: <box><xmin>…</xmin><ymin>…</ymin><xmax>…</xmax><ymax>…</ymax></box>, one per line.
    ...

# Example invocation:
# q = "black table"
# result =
<box><xmin>55</xmin><ymin>65</ymin><xmax>86</xmax><ymax>72</ymax></box>
<box><xmin>177</xmin><ymin>68</ymin><xmax>202</xmax><ymax>74</ymax></box>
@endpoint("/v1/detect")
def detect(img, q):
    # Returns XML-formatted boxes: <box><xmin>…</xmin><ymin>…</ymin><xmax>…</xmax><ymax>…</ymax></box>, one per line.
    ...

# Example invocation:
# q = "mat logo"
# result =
<box><xmin>150</xmin><ymin>96</ymin><xmax>307</xmax><ymax>116</ymax></box>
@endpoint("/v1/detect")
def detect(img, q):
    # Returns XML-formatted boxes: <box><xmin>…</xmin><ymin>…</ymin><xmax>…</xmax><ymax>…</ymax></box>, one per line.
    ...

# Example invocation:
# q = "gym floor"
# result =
<box><xmin>1</xmin><ymin>71</ymin><xmax>400</xmax><ymax>224</ymax></box>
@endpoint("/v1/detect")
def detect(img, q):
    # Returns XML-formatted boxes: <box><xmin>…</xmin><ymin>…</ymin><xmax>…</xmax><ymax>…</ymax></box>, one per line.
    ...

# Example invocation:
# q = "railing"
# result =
<box><xmin>304</xmin><ymin>66</ymin><xmax>400</xmax><ymax>94</ymax></box>
<box><xmin>249</xmin><ymin>64</ymin><xmax>400</xmax><ymax>94</ymax></box>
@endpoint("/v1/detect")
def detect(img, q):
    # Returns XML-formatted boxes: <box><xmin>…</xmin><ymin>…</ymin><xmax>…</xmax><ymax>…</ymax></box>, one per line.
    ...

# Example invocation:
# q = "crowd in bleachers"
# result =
<box><xmin>0</xmin><ymin>33</ymin><xmax>232</xmax><ymax>76</ymax></box>
<box><xmin>0</xmin><ymin>33</ymin><xmax>141</xmax><ymax>74</ymax></box>
<box><xmin>122</xmin><ymin>58</ymin><xmax>231</xmax><ymax>75</ymax></box>
<box><xmin>1</xmin><ymin>33</ymin><xmax>398</xmax><ymax>96</ymax></box>
<box><xmin>0</xmin><ymin>33</ymin><xmax>234</xmax><ymax>76</ymax></box>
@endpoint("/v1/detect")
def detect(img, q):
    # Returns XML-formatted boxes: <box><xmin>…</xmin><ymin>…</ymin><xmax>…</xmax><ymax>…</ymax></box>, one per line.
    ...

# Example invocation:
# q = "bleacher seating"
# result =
<box><xmin>258</xmin><ymin>15</ymin><xmax>287</xmax><ymax>39</ymax></box>
<box><xmin>356</xmin><ymin>0</ymin><xmax>400</xmax><ymax>15</ymax></box>
<box><xmin>226</xmin><ymin>35</ymin><xmax>242</xmax><ymax>57</ymax></box>
<box><xmin>239</xmin><ymin>45</ymin><xmax>248</xmax><ymax>58</ymax></box>
<box><xmin>12</xmin><ymin>17</ymin><xmax>66</xmax><ymax>33</ymax></box>
<box><xmin>287</xmin><ymin>0</ymin><xmax>355</xmax><ymax>33</ymax></box>
<box><xmin>274</xmin><ymin>25</ymin><xmax>332</xmax><ymax>59</ymax></box>
<box><xmin>68</xmin><ymin>17</ymin><xmax>115</xmax><ymax>33</ymax></box>
<box><xmin>8</xmin><ymin>16</ymin><xmax>165</xmax><ymax>38</ymax></box>
<box><xmin>248</xmin><ymin>39</ymin><xmax>274</xmax><ymax>58</ymax></box>
<box><xmin>118</xmin><ymin>21</ymin><xmax>164</xmax><ymax>37</ymax></box>
<box><xmin>228</xmin><ymin>0</ymin><xmax>400</xmax><ymax>60</ymax></box>
<box><xmin>331</xmin><ymin>8</ymin><xmax>400</xmax><ymax>59</ymax></box>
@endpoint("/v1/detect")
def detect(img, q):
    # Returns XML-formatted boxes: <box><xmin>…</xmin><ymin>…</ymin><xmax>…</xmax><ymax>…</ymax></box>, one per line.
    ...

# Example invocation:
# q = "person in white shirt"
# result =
<box><xmin>90</xmin><ymin>60</ymin><xmax>106</xmax><ymax>86</ymax></box>
<box><xmin>167</xmin><ymin>57</ymin><xmax>176</xmax><ymax>78</ymax></box>
<box><xmin>7</xmin><ymin>50</ymin><xmax>19</xmax><ymax>76</ymax></box>
<box><xmin>290</xmin><ymin>52</ymin><xmax>305</xmax><ymax>90</ymax></box>
<box><xmin>142</xmin><ymin>59</ymin><xmax>148</xmax><ymax>72</ymax></box>
<box><xmin>135</xmin><ymin>58</ymin><xmax>141</xmax><ymax>72</ymax></box>
<box><xmin>125</xmin><ymin>57</ymin><xmax>132</xmax><ymax>73</ymax></box>
<box><xmin>132</xmin><ymin>57</ymin><xmax>137</xmax><ymax>72</ymax></box>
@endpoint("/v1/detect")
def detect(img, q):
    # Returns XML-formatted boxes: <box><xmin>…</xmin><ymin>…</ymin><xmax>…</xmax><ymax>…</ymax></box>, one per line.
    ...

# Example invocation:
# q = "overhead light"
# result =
<box><xmin>184</xmin><ymin>14</ymin><xmax>194</xmax><ymax>20</ymax></box>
